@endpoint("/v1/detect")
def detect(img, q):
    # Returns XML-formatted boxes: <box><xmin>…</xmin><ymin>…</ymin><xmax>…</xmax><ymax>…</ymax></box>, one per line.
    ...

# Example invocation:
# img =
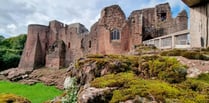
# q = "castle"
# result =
<box><xmin>18</xmin><ymin>3</ymin><xmax>188</xmax><ymax>70</ymax></box>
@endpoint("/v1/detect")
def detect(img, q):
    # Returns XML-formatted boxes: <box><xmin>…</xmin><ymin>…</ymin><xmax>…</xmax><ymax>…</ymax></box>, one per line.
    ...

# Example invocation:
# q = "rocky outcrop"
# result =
<box><xmin>70</xmin><ymin>55</ymin><xmax>138</xmax><ymax>86</ymax></box>
<box><xmin>0</xmin><ymin>68</ymin><xmax>70</xmax><ymax>89</ymax></box>
<box><xmin>0</xmin><ymin>68</ymin><xmax>32</xmax><ymax>81</ymax></box>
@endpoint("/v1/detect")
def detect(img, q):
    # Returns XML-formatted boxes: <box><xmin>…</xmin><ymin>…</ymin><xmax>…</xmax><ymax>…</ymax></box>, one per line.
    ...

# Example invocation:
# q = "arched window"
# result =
<box><xmin>111</xmin><ymin>29</ymin><xmax>120</xmax><ymax>40</ymax></box>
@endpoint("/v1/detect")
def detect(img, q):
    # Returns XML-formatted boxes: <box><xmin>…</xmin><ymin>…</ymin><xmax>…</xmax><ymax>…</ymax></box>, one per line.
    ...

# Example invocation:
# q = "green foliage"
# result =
<box><xmin>0</xmin><ymin>34</ymin><xmax>27</xmax><ymax>49</ymax></box>
<box><xmin>140</xmin><ymin>56</ymin><xmax>187</xmax><ymax>83</ymax></box>
<box><xmin>0</xmin><ymin>34</ymin><xmax>27</xmax><ymax>71</ymax></box>
<box><xmin>0</xmin><ymin>35</ymin><xmax>4</xmax><ymax>42</ymax></box>
<box><xmin>62</xmin><ymin>77</ymin><xmax>78</xmax><ymax>103</ymax></box>
<box><xmin>0</xmin><ymin>81</ymin><xmax>62</xmax><ymax>103</ymax></box>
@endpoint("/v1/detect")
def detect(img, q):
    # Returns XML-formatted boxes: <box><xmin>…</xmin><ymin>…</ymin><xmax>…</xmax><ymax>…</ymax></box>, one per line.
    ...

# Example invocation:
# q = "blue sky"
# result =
<box><xmin>0</xmin><ymin>0</ymin><xmax>189</xmax><ymax>38</ymax></box>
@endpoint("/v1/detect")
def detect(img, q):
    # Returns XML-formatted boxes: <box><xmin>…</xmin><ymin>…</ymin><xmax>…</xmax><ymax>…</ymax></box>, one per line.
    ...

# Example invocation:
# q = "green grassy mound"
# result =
<box><xmin>0</xmin><ymin>81</ymin><xmax>62</xmax><ymax>103</ymax></box>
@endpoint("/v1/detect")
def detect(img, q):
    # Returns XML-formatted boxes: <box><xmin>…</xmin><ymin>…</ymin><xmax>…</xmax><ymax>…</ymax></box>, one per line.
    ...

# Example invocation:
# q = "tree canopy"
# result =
<box><xmin>0</xmin><ymin>34</ymin><xmax>27</xmax><ymax>71</ymax></box>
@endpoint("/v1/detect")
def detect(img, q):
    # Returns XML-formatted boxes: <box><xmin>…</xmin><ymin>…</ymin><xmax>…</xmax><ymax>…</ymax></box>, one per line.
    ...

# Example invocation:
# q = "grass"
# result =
<box><xmin>0</xmin><ymin>81</ymin><xmax>62</xmax><ymax>103</ymax></box>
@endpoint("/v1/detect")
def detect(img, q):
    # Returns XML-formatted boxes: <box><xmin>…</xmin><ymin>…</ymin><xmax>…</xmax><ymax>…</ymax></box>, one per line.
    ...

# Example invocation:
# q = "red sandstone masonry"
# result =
<box><xmin>18</xmin><ymin>3</ymin><xmax>188</xmax><ymax>70</ymax></box>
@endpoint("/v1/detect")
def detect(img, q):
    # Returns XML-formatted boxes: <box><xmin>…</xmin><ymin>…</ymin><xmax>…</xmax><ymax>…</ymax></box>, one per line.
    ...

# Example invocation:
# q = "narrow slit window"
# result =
<box><xmin>89</xmin><ymin>41</ymin><xmax>91</xmax><ymax>48</ymax></box>
<box><xmin>68</xmin><ymin>42</ymin><xmax>71</xmax><ymax>48</ymax></box>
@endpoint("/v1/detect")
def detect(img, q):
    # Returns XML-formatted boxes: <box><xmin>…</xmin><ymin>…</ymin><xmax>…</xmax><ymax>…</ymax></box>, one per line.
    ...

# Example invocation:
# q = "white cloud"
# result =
<box><xmin>0</xmin><ymin>0</ymin><xmax>189</xmax><ymax>38</ymax></box>
<box><xmin>7</xmin><ymin>24</ymin><xmax>16</xmax><ymax>30</ymax></box>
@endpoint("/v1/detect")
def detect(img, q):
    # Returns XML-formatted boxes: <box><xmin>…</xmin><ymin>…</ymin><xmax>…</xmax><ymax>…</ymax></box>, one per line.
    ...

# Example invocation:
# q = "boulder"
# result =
<box><xmin>0</xmin><ymin>68</ymin><xmax>32</xmax><ymax>81</ymax></box>
<box><xmin>186</xmin><ymin>67</ymin><xmax>202</xmax><ymax>78</ymax></box>
<box><xmin>78</xmin><ymin>87</ymin><xmax>116</xmax><ymax>103</ymax></box>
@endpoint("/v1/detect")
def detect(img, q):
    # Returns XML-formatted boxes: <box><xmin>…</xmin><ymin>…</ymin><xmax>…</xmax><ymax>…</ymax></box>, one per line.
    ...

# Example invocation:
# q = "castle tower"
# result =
<box><xmin>18</xmin><ymin>25</ymin><xmax>48</xmax><ymax>70</ymax></box>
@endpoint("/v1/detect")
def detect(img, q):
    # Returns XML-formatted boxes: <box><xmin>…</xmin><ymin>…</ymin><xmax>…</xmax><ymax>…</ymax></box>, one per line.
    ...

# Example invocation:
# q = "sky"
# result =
<box><xmin>0</xmin><ymin>0</ymin><xmax>189</xmax><ymax>38</ymax></box>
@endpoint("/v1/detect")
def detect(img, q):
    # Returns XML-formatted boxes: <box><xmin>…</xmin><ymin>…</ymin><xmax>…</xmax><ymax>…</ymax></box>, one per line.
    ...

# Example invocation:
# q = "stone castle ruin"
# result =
<box><xmin>18</xmin><ymin>3</ymin><xmax>188</xmax><ymax>70</ymax></box>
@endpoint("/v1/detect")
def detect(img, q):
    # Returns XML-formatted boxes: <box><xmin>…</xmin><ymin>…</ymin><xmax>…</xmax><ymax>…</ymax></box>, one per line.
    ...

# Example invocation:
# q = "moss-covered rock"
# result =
<box><xmin>71</xmin><ymin>55</ymin><xmax>140</xmax><ymax>85</ymax></box>
<box><xmin>160</xmin><ymin>49</ymin><xmax>209</xmax><ymax>61</ymax></box>
<box><xmin>0</xmin><ymin>94</ymin><xmax>31</xmax><ymax>103</ymax></box>
<box><xmin>90</xmin><ymin>72</ymin><xmax>209</xmax><ymax>103</ymax></box>
<box><xmin>134</xmin><ymin>44</ymin><xmax>158</xmax><ymax>55</ymax></box>
<box><xmin>139</xmin><ymin>55</ymin><xmax>187</xmax><ymax>83</ymax></box>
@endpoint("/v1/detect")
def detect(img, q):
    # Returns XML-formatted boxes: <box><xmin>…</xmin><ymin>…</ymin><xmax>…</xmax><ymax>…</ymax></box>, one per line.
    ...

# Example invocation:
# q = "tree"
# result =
<box><xmin>0</xmin><ymin>34</ymin><xmax>27</xmax><ymax>71</ymax></box>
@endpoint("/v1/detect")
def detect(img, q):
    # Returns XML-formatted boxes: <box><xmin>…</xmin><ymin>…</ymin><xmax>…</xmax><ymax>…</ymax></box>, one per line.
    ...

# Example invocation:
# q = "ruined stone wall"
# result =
<box><xmin>45</xmin><ymin>40</ymin><xmax>66</xmax><ymax>69</ymax></box>
<box><xmin>81</xmin><ymin>22</ymin><xmax>99</xmax><ymax>56</ymax></box>
<box><xmin>172</xmin><ymin>10</ymin><xmax>188</xmax><ymax>33</ymax></box>
<box><xmin>94</xmin><ymin>5</ymin><xmax>131</xmax><ymax>54</ymax></box>
<box><xmin>128</xmin><ymin>11</ymin><xmax>143</xmax><ymax>48</ymax></box>
<box><xmin>48</xmin><ymin>20</ymin><xmax>64</xmax><ymax>47</ymax></box>
<box><xmin>64</xmin><ymin>23</ymin><xmax>87</xmax><ymax>65</ymax></box>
